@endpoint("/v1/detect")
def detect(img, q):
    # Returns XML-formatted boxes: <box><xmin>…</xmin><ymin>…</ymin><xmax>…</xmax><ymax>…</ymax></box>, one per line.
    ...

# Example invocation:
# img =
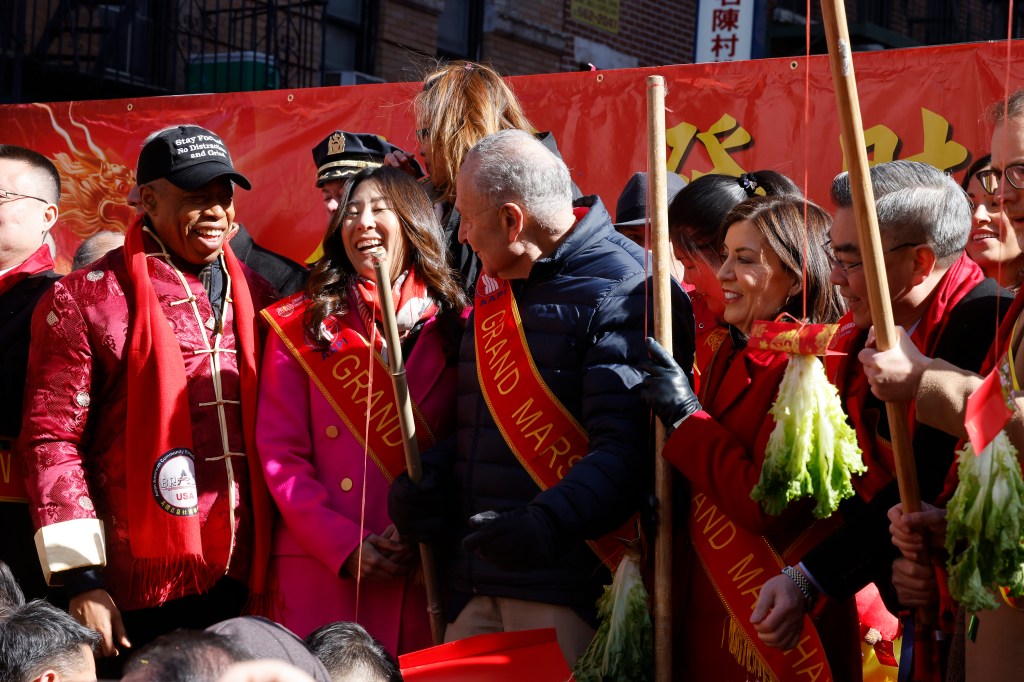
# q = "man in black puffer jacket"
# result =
<box><xmin>390</xmin><ymin>129</ymin><xmax>694</xmax><ymax>664</ymax></box>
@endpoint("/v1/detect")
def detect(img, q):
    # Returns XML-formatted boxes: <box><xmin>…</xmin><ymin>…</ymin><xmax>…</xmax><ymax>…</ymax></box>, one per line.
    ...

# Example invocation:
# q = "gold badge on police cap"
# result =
<box><xmin>328</xmin><ymin>132</ymin><xmax>345</xmax><ymax>155</ymax></box>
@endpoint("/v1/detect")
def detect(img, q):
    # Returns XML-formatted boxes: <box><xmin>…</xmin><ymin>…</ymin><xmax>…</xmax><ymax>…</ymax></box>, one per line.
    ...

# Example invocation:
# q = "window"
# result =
<box><xmin>322</xmin><ymin>0</ymin><xmax>376</xmax><ymax>81</ymax></box>
<box><xmin>437</xmin><ymin>0</ymin><xmax>482</xmax><ymax>60</ymax></box>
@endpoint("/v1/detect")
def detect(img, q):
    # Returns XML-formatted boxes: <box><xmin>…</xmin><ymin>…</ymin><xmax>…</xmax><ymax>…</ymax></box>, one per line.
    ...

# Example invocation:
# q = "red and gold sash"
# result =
<box><xmin>474</xmin><ymin>274</ymin><xmax>631</xmax><ymax>571</ymax></box>
<box><xmin>262</xmin><ymin>294</ymin><xmax>435</xmax><ymax>483</ymax></box>
<box><xmin>689</xmin><ymin>491</ymin><xmax>834</xmax><ymax>682</ymax></box>
<box><xmin>0</xmin><ymin>439</ymin><xmax>27</xmax><ymax>503</ymax></box>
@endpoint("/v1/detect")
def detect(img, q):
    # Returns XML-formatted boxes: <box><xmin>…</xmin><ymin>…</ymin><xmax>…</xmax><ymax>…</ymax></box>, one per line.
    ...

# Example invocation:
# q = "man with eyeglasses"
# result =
<box><xmin>0</xmin><ymin>145</ymin><xmax>61</xmax><ymax>608</ymax></box>
<box><xmin>751</xmin><ymin>160</ymin><xmax>1012</xmax><ymax>675</ymax></box>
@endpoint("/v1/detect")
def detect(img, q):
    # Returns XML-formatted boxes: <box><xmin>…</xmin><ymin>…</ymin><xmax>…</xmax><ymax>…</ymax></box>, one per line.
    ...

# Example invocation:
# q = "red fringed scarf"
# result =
<box><xmin>123</xmin><ymin>215</ymin><xmax>272</xmax><ymax>605</ymax></box>
<box><xmin>0</xmin><ymin>244</ymin><xmax>53</xmax><ymax>297</ymax></box>
<box><xmin>350</xmin><ymin>269</ymin><xmax>438</xmax><ymax>352</ymax></box>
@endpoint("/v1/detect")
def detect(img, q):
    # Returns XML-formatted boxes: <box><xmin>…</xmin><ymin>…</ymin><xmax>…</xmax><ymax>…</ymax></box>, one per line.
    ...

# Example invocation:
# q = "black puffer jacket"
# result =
<box><xmin>425</xmin><ymin>196</ymin><xmax>694</xmax><ymax>622</ymax></box>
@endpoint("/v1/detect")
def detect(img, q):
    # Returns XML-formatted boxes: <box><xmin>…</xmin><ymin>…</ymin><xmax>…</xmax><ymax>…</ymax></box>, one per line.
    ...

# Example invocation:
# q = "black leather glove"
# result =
<box><xmin>641</xmin><ymin>336</ymin><xmax>701</xmax><ymax>429</ymax></box>
<box><xmin>388</xmin><ymin>466</ymin><xmax>448</xmax><ymax>543</ymax></box>
<box><xmin>462</xmin><ymin>506</ymin><xmax>563</xmax><ymax>572</ymax></box>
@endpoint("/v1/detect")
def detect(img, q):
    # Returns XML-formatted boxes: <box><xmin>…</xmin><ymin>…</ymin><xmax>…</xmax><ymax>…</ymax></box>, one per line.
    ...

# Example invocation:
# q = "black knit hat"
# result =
<box><xmin>137</xmin><ymin>125</ymin><xmax>251</xmax><ymax>191</ymax></box>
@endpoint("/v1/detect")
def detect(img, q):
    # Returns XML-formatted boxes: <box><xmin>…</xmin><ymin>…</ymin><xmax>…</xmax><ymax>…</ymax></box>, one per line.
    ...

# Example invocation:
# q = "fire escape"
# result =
<box><xmin>767</xmin><ymin>0</ymin><xmax>1024</xmax><ymax>58</ymax></box>
<box><xmin>0</xmin><ymin>0</ymin><xmax>325</xmax><ymax>104</ymax></box>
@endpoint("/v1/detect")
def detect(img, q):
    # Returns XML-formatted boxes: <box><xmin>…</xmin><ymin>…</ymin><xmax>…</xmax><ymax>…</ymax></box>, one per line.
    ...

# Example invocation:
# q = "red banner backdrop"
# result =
<box><xmin>1</xmin><ymin>40</ymin><xmax>1023</xmax><ymax>271</ymax></box>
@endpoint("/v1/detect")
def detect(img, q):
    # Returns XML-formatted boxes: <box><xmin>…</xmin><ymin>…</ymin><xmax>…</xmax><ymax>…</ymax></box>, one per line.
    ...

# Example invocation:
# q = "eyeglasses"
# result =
<box><xmin>0</xmin><ymin>188</ymin><xmax>49</xmax><ymax>205</ymax></box>
<box><xmin>976</xmin><ymin>164</ymin><xmax>1024</xmax><ymax>194</ymax></box>
<box><xmin>822</xmin><ymin>242</ymin><xmax>920</xmax><ymax>273</ymax></box>
<box><xmin>415</xmin><ymin>128</ymin><xmax>429</xmax><ymax>142</ymax></box>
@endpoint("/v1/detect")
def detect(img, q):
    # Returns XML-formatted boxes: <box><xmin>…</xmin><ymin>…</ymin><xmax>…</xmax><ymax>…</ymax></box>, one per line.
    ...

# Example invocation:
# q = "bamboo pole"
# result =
<box><xmin>371</xmin><ymin>249</ymin><xmax>447</xmax><ymax>646</ymax></box>
<box><xmin>819</xmin><ymin>1</ymin><xmax>921</xmax><ymax>515</ymax></box>
<box><xmin>647</xmin><ymin>74</ymin><xmax>674</xmax><ymax>682</ymax></box>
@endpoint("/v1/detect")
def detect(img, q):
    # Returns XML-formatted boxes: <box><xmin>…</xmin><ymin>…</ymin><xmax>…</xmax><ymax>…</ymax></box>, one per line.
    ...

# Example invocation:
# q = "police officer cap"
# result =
<box><xmin>312</xmin><ymin>131</ymin><xmax>423</xmax><ymax>187</ymax></box>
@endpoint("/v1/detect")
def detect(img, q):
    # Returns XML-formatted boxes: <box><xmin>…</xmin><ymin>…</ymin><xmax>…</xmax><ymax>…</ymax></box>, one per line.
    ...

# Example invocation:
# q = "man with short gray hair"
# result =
<box><xmin>751</xmin><ymin>160</ymin><xmax>1012</xmax><ymax>661</ymax></box>
<box><xmin>389</xmin><ymin>129</ymin><xmax>694</xmax><ymax>664</ymax></box>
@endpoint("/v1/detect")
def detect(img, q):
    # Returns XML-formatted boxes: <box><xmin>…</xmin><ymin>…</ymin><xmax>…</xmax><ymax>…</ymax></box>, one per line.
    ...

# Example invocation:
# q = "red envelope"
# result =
<box><xmin>399</xmin><ymin>628</ymin><xmax>574</xmax><ymax>682</ymax></box>
<box><xmin>748</xmin><ymin>319</ymin><xmax>839</xmax><ymax>356</ymax></box>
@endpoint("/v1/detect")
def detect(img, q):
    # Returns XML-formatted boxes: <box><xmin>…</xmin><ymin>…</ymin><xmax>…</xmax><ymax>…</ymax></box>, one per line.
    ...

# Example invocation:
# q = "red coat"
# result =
<box><xmin>256</xmin><ymin>304</ymin><xmax>460</xmax><ymax>652</ymax></box>
<box><xmin>691</xmin><ymin>294</ymin><xmax>728</xmax><ymax>398</ymax></box>
<box><xmin>18</xmin><ymin>242</ymin><xmax>276</xmax><ymax>611</ymax></box>
<box><xmin>664</xmin><ymin>340</ymin><xmax>820</xmax><ymax>680</ymax></box>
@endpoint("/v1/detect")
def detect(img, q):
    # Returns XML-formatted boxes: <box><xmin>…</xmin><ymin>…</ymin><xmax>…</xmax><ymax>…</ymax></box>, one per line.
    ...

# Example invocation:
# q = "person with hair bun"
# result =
<box><xmin>256</xmin><ymin>166</ymin><xmax>467</xmax><ymax>653</ymax></box>
<box><xmin>668</xmin><ymin>170</ymin><xmax>801</xmax><ymax>391</ymax></box>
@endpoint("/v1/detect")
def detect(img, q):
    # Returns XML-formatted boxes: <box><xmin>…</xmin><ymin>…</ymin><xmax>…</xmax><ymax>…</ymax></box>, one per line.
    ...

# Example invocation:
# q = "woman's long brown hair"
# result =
<box><xmin>721</xmin><ymin>194</ymin><xmax>846</xmax><ymax>325</ymax></box>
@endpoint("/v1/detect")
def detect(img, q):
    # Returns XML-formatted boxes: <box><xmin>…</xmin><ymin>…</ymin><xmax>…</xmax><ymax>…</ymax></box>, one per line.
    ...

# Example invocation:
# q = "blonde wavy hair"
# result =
<box><xmin>414</xmin><ymin>61</ymin><xmax>534</xmax><ymax>203</ymax></box>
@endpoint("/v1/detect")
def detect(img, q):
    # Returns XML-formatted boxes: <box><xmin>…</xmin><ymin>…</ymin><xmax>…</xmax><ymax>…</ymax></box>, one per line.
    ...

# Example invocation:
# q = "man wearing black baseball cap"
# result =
<box><xmin>137</xmin><ymin>124</ymin><xmax>252</xmax><ymax>192</ymax></box>
<box><xmin>130</xmin><ymin>125</ymin><xmax>306</xmax><ymax>295</ymax></box>
<box><xmin>19</xmin><ymin>124</ymin><xmax>279</xmax><ymax>674</ymax></box>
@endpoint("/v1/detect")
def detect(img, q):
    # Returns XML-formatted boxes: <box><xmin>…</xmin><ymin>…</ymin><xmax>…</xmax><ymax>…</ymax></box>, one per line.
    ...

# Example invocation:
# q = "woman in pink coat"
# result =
<box><xmin>256</xmin><ymin>166</ymin><xmax>467</xmax><ymax>653</ymax></box>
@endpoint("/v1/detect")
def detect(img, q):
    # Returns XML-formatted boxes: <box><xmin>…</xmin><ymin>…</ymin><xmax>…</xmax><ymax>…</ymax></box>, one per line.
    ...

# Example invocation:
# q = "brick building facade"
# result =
<box><xmin>2</xmin><ymin>0</ymin><xmax>1021</xmax><ymax>104</ymax></box>
<box><xmin>370</xmin><ymin>0</ymin><xmax>700</xmax><ymax>81</ymax></box>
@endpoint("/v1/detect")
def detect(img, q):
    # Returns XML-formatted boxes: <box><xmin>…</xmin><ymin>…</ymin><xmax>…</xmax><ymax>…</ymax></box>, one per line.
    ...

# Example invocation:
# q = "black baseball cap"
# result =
<box><xmin>312</xmin><ymin>130</ymin><xmax>423</xmax><ymax>187</ymax></box>
<box><xmin>136</xmin><ymin>125</ymin><xmax>251</xmax><ymax>191</ymax></box>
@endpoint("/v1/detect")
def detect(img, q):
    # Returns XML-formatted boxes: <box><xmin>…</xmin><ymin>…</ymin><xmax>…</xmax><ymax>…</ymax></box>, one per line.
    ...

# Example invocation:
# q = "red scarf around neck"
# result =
<box><xmin>351</xmin><ymin>269</ymin><xmax>438</xmax><ymax>351</ymax></box>
<box><xmin>123</xmin><ymin>215</ymin><xmax>272</xmax><ymax>604</ymax></box>
<box><xmin>0</xmin><ymin>244</ymin><xmax>53</xmax><ymax>297</ymax></box>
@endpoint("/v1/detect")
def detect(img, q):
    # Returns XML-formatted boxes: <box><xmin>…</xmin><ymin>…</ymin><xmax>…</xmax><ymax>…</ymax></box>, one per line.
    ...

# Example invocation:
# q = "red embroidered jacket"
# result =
<box><xmin>18</xmin><ymin>239</ymin><xmax>276</xmax><ymax>611</ymax></box>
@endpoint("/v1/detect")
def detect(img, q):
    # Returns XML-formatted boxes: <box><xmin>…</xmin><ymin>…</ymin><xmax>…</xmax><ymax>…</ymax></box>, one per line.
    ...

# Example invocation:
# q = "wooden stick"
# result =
<box><xmin>371</xmin><ymin>250</ymin><xmax>446</xmax><ymax>646</ymax></box>
<box><xmin>819</xmin><ymin>1</ymin><xmax>921</xmax><ymax>514</ymax></box>
<box><xmin>647</xmin><ymin>74</ymin><xmax>674</xmax><ymax>682</ymax></box>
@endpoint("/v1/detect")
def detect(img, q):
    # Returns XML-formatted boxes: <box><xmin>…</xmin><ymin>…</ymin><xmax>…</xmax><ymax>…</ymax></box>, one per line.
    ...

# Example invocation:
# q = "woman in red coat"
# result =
<box><xmin>644</xmin><ymin>194</ymin><xmax>849</xmax><ymax>681</ymax></box>
<box><xmin>668</xmin><ymin>171</ymin><xmax>801</xmax><ymax>393</ymax></box>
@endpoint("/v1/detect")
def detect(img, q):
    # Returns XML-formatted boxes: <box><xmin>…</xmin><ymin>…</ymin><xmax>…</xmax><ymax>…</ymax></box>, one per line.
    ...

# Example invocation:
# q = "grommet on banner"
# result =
<box><xmin>126</xmin><ymin>103</ymin><xmax>133</xmax><ymax>111</ymax></box>
<box><xmin>287</xmin><ymin>93</ymin><xmax>294</xmax><ymax>102</ymax></box>
<box><xmin>596</xmin><ymin>73</ymin><xmax>604</xmax><ymax>83</ymax></box>
<box><xmin>791</xmin><ymin>61</ymin><xmax>798</xmax><ymax>70</ymax></box>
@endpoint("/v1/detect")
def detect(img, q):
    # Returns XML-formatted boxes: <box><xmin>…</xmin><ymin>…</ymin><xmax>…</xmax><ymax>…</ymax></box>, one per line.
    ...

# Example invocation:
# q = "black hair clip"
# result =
<box><xmin>738</xmin><ymin>173</ymin><xmax>759</xmax><ymax>196</ymax></box>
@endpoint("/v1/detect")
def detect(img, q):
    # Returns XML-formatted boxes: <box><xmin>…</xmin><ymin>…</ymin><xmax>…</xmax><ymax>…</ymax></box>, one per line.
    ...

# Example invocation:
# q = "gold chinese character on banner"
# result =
<box><xmin>842</xmin><ymin>107</ymin><xmax>967</xmax><ymax>172</ymax></box>
<box><xmin>667</xmin><ymin>113</ymin><xmax>751</xmax><ymax>181</ymax></box>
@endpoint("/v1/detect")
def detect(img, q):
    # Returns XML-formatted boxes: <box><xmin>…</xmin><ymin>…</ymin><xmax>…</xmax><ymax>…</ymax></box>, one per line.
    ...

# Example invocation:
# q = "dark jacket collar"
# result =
<box><xmin>527</xmin><ymin>196</ymin><xmax>616</xmax><ymax>281</ymax></box>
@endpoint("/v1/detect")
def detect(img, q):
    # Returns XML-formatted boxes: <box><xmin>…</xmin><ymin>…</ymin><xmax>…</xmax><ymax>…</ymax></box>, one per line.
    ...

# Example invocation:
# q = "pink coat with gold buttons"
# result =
<box><xmin>255</xmin><ymin>305</ymin><xmax>458</xmax><ymax>653</ymax></box>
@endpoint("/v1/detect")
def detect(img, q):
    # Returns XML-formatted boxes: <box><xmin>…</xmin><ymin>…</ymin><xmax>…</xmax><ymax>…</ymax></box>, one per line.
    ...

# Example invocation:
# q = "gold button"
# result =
<box><xmin>325</xmin><ymin>425</ymin><xmax>339</xmax><ymax>438</ymax></box>
<box><xmin>340</xmin><ymin>477</ymin><xmax>353</xmax><ymax>492</ymax></box>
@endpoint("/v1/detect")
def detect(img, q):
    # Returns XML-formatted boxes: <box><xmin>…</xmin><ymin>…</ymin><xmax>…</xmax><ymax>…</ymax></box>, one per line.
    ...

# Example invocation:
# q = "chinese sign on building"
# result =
<box><xmin>695</xmin><ymin>0</ymin><xmax>755</xmax><ymax>62</ymax></box>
